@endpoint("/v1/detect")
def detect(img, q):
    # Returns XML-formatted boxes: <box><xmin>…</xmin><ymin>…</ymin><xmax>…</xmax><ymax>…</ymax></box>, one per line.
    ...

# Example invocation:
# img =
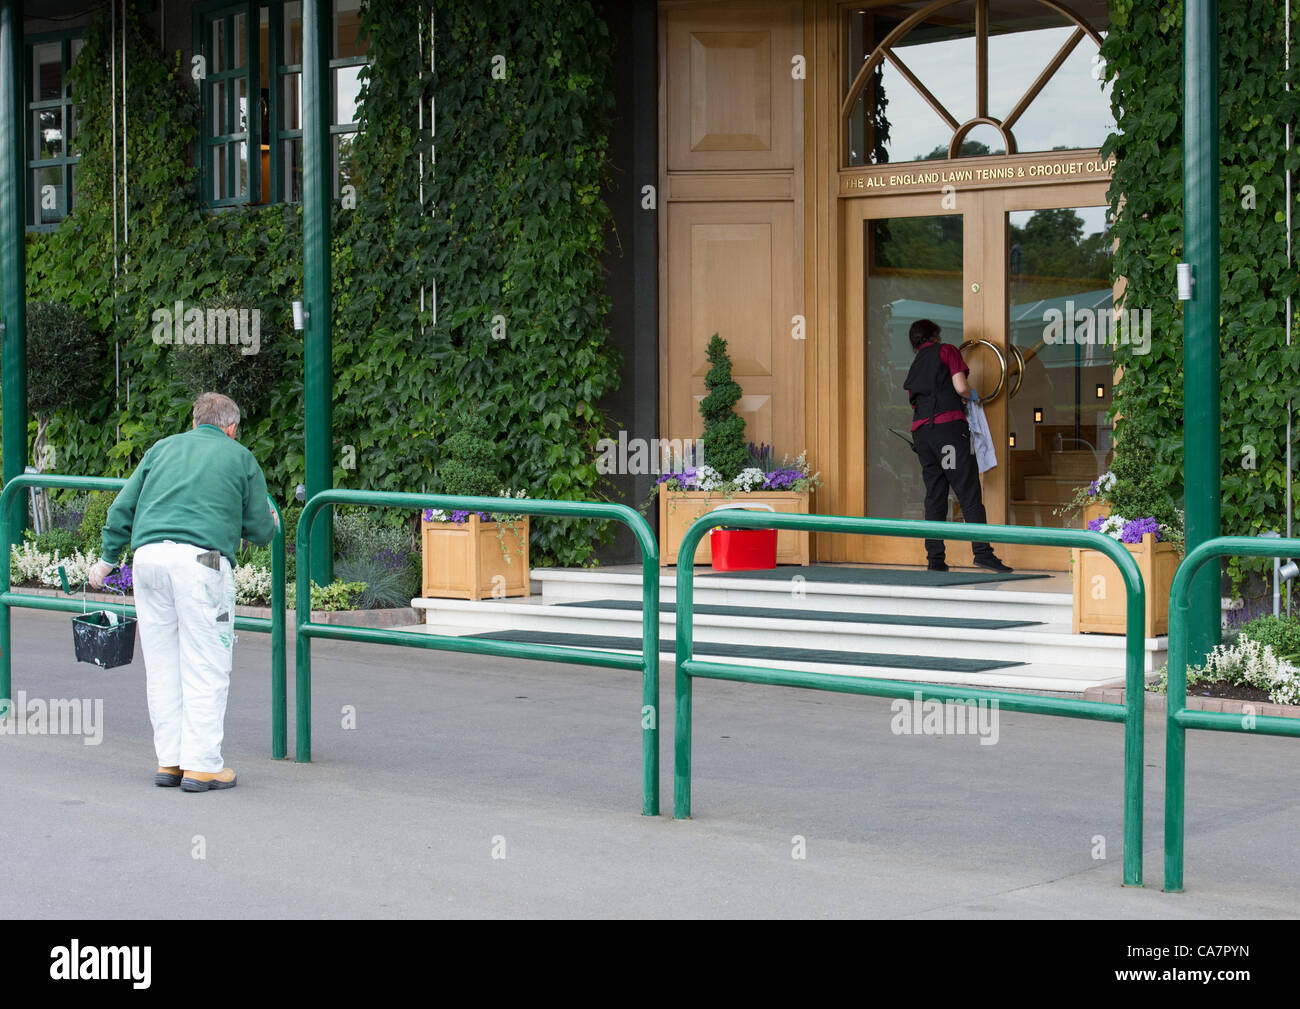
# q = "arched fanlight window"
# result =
<box><xmin>842</xmin><ymin>0</ymin><xmax>1111</xmax><ymax>168</ymax></box>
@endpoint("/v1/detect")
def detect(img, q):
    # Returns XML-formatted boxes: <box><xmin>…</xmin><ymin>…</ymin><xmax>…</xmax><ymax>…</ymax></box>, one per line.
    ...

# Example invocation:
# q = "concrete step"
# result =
<box><xmin>530</xmin><ymin>567</ymin><xmax>1076</xmax><ymax>625</ymax></box>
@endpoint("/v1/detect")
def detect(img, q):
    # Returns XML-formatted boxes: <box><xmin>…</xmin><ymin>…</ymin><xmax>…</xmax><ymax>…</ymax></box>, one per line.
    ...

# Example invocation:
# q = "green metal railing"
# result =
<box><xmin>1164</xmin><ymin>536</ymin><xmax>1300</xmax><ymax>893</ymax></box>
<box><xmin>294</xmin><ymin>489</ymin><xmax>662</xmax><ymax>815</ymax></box>
<box><xmin>674</xmin><ymin>510</ymin><xmax>1148</xmax><ymax>887</ymax></box>
<box><xmin>0</xmin><ymin>474</ymin><xmax>288</xmax><ymax>758</ymax></box>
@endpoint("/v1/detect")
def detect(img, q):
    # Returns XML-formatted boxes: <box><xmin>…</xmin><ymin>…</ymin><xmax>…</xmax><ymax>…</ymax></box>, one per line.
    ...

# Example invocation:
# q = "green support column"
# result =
<box><xmin>1183</xmin><ymin>0</ymin><xmax>1221</xmax><ymax>663</ymax></box>
<box><xmin>0</xmin><ymin>0</ymin><xmax>26</xmax><ymax>547</ymax></box>
<box><xmin>302</xmin><ymin>0</ymin><xmax>333</xmax><ymax>584</ymax></box>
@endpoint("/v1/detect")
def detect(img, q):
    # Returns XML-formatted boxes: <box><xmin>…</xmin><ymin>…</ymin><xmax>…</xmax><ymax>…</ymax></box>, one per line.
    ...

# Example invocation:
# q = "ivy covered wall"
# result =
<box><xmin>19</xmin><ymin>0</ymin><xmax>621</xmax><ymax>567</ymax></box>
<box><xmin>1101</xmin><ymin>0</ymin><xmax>1300</xmax><ymax>582</ymax></box>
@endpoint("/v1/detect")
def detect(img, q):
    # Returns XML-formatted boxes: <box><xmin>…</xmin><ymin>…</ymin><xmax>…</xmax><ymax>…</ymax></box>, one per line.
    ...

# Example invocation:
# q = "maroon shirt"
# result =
<box><xmin>909</xmin><ymin>342</ymin><xmax>969</xmax><ymax>431</ymax></box>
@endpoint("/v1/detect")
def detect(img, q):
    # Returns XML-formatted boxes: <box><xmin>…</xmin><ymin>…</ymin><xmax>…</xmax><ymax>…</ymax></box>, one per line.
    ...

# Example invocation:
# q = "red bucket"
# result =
<box><xmin>709</xmin><ymin>504</ymin><xmax>777</xmax><ymax>571</ymax></box>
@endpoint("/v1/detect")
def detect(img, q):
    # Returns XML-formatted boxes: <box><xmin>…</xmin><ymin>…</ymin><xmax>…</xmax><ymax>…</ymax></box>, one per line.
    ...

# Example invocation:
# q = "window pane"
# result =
<box><xmin>33</xmin><ymin>42</ymin><xmax>61</xmax><ymax>102</ymax></box>
<box><xmin>284</xmin><ymin>2</ymin><xmax>303</xmax><ymax>64</ymax></box>
<box><xmin>334</xmin><ymin>64</ymin><xmax>362</xmax><ymax>125</ymax></box>
<box><xmin>212</xmin><ymin>19</ymin><xmax>226</xmax><ymax>73</ymax></box>
<box><xmin>213</xmin><ymin>145</ymin><xmax>228</xmax><ymax>200</ymax></box>
<box><xmin>283</xmin><ymin>70</ymin><xmax>302</xmax><ymax>130</ymax></box>
<box><xmin>335</xmin><ymin>0</ymin><xmax>367</xmax><ymax>58</ymax></box>
<box><xmin>282</xmin><ymin>137</ymin><xmax>302</xmax><ymax>202</ymax></box>
<box><xmin>233</xmin><ymin>12</ymin><xmax>247</xmax><ymax>69</ymax></box>
<box><xmin>236</xmin><ymin>75</ymin><xmax>248</xmax><ymax>134</ymax></box>
<box><xmin>34</xmin><ymin>164</ymin><xmax>64</xmax><ymax>225</ymax></box>
<box><xmin>238</xmin><ymin>141</ymin><xmax>249</xmax><ymax>195</ymax></box>
<box><xmin>32</xmin><ymin>107</ymin><xmax>62</xmax><ymax>160</ymax></box>
<box><xmin>212</xmin><ymin>80</ymin><xmax>226</xmax><ymax>135</ymax></box>
<box><xmin>334</xmin><ymin>132</ymin><xmax>355</xmax><ymax>198</ymax></box>
<box><xmin>843</xmin><ymin>0</ymin><xmax>1111</xmax><ymax>166</ymax></box>
<box><xmin>866</xmin><ymin>214</ymin><xmax>964</xmax><ymax>519</ymax></box>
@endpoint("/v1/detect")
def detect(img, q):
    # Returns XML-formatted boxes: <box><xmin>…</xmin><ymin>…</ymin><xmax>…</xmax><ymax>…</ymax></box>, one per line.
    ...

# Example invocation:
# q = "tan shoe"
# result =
<box><xmin>180</xmin><ymin>767</ymin><xmax>237</xmax><ymax>792</ymax></box>
<box><xmin>154</xmin><ymin>765</ymin><xmax>182</xmax><ymax>788</ymax></box>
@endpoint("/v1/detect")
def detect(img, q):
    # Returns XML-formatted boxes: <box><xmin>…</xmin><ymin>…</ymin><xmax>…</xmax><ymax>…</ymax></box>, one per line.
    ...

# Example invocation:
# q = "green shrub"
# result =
<box><xmin>25</xmin><ymin>528</ymin><xmax>81</xmax><ymax>558</ymax></box>
<box><xmin>699</xmin><ymin>335</ymin><xmax>749</xmax><ymax>480</ymax></box>
<box><xmin>285</xmin><ymin>579</ymin><xmax>367</xmax><ymax>611</ymax></box>
<box><xmin>439</xmin><ymin>410</ymin><xmax>501</xmax><ymax>498</ymax></box>
<box><xmin>1239</xmin><ymin>615</ymin><xmax>1300</xmax><ymax>661</ymax></box>
<box><xmin>78</xmin><ymin>491</ymin><xmax>116</xmax><ymax>554</ymax></box>
<box><xmin>333</xmin><ymin>508</ymin><xmax>411</xmax><ymax>561</ymax></box>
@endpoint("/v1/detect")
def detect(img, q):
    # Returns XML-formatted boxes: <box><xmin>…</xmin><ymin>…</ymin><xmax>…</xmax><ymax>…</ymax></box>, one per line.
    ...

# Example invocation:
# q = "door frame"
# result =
<box><xmin>838</xmin><ymin>178</ymin><xmax>1113</xmax><ymax>568</ymax></box>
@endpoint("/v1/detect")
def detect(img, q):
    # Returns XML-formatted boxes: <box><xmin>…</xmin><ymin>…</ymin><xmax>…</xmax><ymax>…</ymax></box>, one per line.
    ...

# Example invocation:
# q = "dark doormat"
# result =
<box><xmin>696</xmin><ymin>564</ymin><xmax>1049</xmax><ymax>587</ymax></box>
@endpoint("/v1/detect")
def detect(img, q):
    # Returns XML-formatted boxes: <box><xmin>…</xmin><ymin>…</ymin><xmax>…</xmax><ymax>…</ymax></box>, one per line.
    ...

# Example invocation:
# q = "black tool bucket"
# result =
<box><xmin>71</xmin><ymin>610</ymin><xmax>138</xmax><ymax>669</ymax></box>
<box><xmin>59</xmin><ymin>565</ymin><xmax>137</xmax><ymax>669</ymax></box>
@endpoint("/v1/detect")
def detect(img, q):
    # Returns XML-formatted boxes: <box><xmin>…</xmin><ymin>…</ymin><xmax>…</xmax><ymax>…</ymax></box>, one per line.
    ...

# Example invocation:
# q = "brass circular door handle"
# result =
<box><xmin>958</xmin><ymin>338</ymin><xmax>1007</xmax><ymax>404</ymax></box>
<box><xmin>1008</xmin><ymin>344</ymin><xmax>1026</xmax><ymax>399</ymax></box>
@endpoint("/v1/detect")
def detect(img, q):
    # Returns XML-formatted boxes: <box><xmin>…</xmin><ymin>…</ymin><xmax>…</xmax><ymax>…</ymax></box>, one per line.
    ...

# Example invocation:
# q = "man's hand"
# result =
<box><xmin>270</xmin><ymin>505</ymin><xmax>280</xmax><ymax>531</ymax></box>
<box><xmin>88</xmin><ymin>560</ymin><xmax>115</xmax><ymax>590</ymax></box>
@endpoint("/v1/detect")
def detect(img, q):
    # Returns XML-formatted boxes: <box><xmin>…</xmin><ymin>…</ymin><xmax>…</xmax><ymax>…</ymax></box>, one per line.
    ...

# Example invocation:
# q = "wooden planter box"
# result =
<box><xmin>659</xmin><ymin>490</ymin><xmax>810</xmax><ymax>566</ymax></box>
<box><xmin>421</xmin><ymin>515</ymin><xmax>530</xmax><ymax>601</ymax></box>
<box><xmin>1072</xmin><ymin>532</ymin><xmax>1180</xmax><ymax>636</ymax></box>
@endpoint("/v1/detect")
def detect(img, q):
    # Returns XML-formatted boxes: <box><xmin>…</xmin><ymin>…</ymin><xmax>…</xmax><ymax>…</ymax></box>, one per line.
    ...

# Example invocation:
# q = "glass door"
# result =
<box><xmin>1007</xmin><ymin>205</ymin><xmax>1114</xmax><ymax>529</ymax></box>
<box><xmin>848</xmin><ymin>195</ymin><xmax>1008</xmax><ymax>567</ymax></box>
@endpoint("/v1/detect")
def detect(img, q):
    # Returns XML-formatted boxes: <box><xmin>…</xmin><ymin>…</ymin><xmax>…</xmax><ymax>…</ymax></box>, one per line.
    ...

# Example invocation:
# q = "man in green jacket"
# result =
<box><xmin>89</xmin><ymin>392</ymin><xmax>277</xmax><ymax>792</ymax></box>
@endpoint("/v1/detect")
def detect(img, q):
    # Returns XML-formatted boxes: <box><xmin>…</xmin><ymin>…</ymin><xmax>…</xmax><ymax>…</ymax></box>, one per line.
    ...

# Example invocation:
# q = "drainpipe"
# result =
<box><xmin>303</xmin><ymin>0</ymin><xmax>333</xmax><ymax>583</ymax></box>
<box><xmin>1183</xmin><ymin>0</ymin><xmax>1221</xmax><ymax>662</ymax></box>
<box><xmin>0</xmin><ymin>0</ymin><xmax>26</xmax><ymax>546</ymax></box>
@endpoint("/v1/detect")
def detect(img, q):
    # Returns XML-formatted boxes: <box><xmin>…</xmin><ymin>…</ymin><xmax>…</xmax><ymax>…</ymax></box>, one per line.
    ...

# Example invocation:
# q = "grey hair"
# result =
<box><xmin>193</xmin><ymin>392</ymin><xmax>241</xmax><ymax>430</ymax></box>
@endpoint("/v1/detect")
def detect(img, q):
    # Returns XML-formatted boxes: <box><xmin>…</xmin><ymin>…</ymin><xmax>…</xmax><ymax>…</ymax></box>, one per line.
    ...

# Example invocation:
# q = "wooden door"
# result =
<box><xmin>659</xmin><ymin>1</ymin><xmax>805</xmax><ymax>463</ymax></box>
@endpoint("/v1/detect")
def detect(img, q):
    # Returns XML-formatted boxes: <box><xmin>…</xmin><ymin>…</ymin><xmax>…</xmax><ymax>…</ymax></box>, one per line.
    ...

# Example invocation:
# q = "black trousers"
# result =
<box><xmin>912</xmin><ymin>419</ymin><xmax>996</xmax><ymax>564</ymax></box>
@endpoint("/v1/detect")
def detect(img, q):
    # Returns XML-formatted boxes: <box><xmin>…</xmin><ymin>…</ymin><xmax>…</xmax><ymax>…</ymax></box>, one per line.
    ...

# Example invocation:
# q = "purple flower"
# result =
<box><xmin>105</xmin><ymin>564</ymin><xmax>133</xmax><ymax>591</ymax></box>
<box><xmin>1120</xmin><ymin>517</ymin><xmax>1162</xmax><ymax>543</ymax></box>
<box><xmin>1086</xmin><ymin>516</ymin><xmax>1105</xmax><ymax>532</ymax></box>
<box><xmin>1088</xmin><ymin>479</ymin><xmax>1099</xmax><ymax>496</ymax></box>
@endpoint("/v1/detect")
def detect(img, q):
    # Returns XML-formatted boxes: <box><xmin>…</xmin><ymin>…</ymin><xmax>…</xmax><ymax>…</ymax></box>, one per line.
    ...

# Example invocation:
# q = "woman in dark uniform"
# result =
<box><xmin>903</xmin><ymin>318</ymin><xmax>1012</xmax><ymax>574</ymax></box>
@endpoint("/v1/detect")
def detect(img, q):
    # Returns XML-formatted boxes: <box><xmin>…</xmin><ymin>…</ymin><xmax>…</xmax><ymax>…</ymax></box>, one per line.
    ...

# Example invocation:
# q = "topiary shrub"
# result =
<box><xmin>439</xmin><ymin>409</ymin><xmax>502</xmax><ymax>498</ymax></box>
<box><xmin>699</xmin><ymin>335</ymin><xmax>749</xmax><ymax>480</ymax></box>
<box><xmin>78</xmin><ymin>491</ymin><xmax>115</xmax><ymax>554</ymax></box>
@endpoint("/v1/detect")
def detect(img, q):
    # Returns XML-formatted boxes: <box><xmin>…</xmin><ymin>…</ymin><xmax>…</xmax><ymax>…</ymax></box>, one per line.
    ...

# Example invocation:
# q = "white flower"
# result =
<box><xmin>1095</xmin><ymin>471</ymin><xmax>1117</xmax><ymax>494</ymax></box>
<box><xmin>1099</xmin><ymin>514</ymin><xmax>1127</xmax><ymax>540</ymax></box>
<box><xmin>234</xmin><ymin>563</ymin><xmax>274</xmax><ymax>606</ymax></box>
<box><xmin>1272</xmin><ymin>662</ymin><xmax>1300</xmax><ymax>706</ymax></box>
<box><xmin>733</xmin><ymin>467</ymin><xmax>766</xmax><ymax>492</ymax></box>
<box><xmin>694</xmin><ymin>464</ymin><xmax>723</xmax><ymax>491</ymax></box>
<box><xmin>11</xmin><ymin>542</ymin><xmax>53</xmax><ymax>584</ymax></box>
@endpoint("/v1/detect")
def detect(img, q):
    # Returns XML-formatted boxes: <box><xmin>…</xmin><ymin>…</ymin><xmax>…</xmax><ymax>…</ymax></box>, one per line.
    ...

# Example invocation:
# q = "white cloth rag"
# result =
<box><xmin>966</xmin><ymin>392</ymin><xmax>997</xmax><ymax>474</ymax></box>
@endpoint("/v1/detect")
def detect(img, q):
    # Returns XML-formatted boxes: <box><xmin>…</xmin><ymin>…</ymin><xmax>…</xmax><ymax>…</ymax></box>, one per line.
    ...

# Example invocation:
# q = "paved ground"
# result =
<box><xmin>2</xmin><ymin>609</ymin><xmax>1297</xmax><ymax>919</ymax></box>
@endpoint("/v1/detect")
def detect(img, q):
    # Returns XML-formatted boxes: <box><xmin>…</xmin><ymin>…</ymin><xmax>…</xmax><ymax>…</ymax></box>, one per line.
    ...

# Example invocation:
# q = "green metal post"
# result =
<box><xmin>270</xmin><ymin>496</ymin><xmax>287</xmax><ymax>759</ymax></box>
<box><xmin>292</xmin><ymin>489</ymin><xmax>661</xmax><ymax>814</ymax></box>
<box><xmin>302</xmin><ymin>0</ymin><xmax>333</xmax><ymax>586</ymax></box>
<box><xmin>640</xmin><ymin>532</ymin><xmax>660</xmax><ymax>817</ymax></box>
<box><xmin>672</xmin><ymin>510</ymin><xmax>1145</xmax><ymax>886</ymax></box>
<box><xmin>0</xmin><ymin>0</ymin><xmax>27</xmax><ymax>547</ymax></box>
<box><xmin>1164</xmin><ymin>588</ymin><xmax>1188</xmax><ymax>893</ymax></box>
<box><xmin>294</xmin><ymin>503</ymin><xmax>314</xmax><ymax>762</ymax></box>
<box><xmin>1165</xmin><ymin>535</ymin><xmax>1300</xmax><ymax>891</ymax></box>
<box><xmin>1183</xmin><ymin>0</ymin><xmax>1221</xmax><ymax>664</ymax></box>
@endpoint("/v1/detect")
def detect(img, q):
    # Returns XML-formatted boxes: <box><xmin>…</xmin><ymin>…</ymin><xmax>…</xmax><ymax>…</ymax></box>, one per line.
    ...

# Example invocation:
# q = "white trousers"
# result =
<box><xmin>132</xmin><ymin>541</ymin><xmax>237</xmax><ymax>772</ymax></box>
